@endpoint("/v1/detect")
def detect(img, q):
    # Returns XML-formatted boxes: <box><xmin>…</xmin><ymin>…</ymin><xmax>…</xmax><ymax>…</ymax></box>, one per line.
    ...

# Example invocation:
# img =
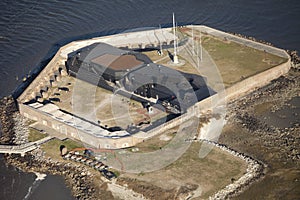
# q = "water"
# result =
<box><xmin>0</xmin><ymin>0</ymin><xmax>300</xmax><ymax>98</ymax></box>
<box><xmin>0</xmin><ymin>0</ymin><xmax>299</xmax><ymax>199</ymax></box>
<box><xmin>0</xmin><ymin>155</ymin><xmax>74</xmax><ymax>200</ymax></box>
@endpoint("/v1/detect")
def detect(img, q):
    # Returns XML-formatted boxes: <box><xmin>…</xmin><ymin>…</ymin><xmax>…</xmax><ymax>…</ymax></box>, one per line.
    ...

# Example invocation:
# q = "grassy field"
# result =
<box><xmin>145</xmin><ymin>29</ymin><xmax>288</xmax><ymax>89</ymax></box>
<box><xmin>121</xmin><ymin>142</ymin><xmax>247</xmax><ymax>199</ymax></box>
<box><xmin>41</xmin><ymin>138</ymin><xmax>84</xmax><ymax>161</ymax></box>
<box><xmin>130</xmin><ymin>126</ymin><xmax>179</xmax><ymax>152</ymax></box>
<box><xmin>201</xmin><ymin>35</ymin><xmax>287</xmax><ymax>87</ymax></box>
<box><xmin>28</xmin><ymin>128</ymin><xmax>47</xmax><ymax>142</ymax></box>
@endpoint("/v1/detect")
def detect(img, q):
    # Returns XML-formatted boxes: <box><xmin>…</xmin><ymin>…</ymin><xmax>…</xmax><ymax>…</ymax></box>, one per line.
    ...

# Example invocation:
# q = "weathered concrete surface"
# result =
<box><xmin>0</xmin><ymin>135</ymin><xmax>53</xmax><ymax>156</ymax></box>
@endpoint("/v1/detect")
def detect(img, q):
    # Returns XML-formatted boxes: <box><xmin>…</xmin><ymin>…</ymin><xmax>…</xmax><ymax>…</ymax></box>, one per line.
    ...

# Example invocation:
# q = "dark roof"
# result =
<box><xmin>127</xmin><ymin>63</ymin><xmax>196</xmax><ymax>91</ymax></box>
<box><xmin>71</xmin><ymin>42</ymin><xmax>150</xmax><ymax>72</ymax></box>
<box><xmin>66</xmin><ymin>42</ymin><xmax>213</xmax><ymax>112</ymax></box>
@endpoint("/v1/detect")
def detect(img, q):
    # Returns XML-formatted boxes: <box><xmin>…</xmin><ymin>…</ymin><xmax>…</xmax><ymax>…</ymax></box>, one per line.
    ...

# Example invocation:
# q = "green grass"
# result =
<box><xmin>28</xmin><ymin>128</ymin><xmax>47</xmax><ymax>142</ymax></box>
<box><xmin>201</xmin><ymin>36</ymin><xmax>288</xmax><ymax>87</ymax></box>
<box><xmin>41</xmin><ymin>138</ymin><xmax>84</xmax><ymax>160</ymax></box>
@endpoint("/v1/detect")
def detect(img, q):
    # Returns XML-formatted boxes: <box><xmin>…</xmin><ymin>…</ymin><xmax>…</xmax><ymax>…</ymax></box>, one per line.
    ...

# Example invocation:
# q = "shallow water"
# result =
<box><xmin>0</xmin><ymin>155</ymin><xmax>75</xmax><ymax>200</ymax></box>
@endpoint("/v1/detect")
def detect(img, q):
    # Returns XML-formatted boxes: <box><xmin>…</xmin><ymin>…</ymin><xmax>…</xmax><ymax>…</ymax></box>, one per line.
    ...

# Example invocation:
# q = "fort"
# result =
<box><xmin>16</xmin><ymin>25</ymin><xmax>290</xmax><ymax>150</ymax></box>
<box><xmin>3</xmin><ymin>24</ymin><xmax>296</xmax><ymax>199</ymax></box>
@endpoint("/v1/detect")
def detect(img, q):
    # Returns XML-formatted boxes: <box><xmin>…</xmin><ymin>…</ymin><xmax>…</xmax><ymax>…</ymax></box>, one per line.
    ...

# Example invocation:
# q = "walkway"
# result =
<box><xmin>0</xmin><ymin>136</ymin><xmax>54</xmax><ymax>156</ymax></box>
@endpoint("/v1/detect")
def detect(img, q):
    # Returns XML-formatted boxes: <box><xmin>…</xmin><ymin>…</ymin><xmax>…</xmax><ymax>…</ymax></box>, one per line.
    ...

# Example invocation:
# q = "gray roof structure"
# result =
<box><xmin>67</xmin><ymin>42</ymin><xmax>212</xmax><ymax>112</ymax></box>
<box><xmin>68</xmin><ymin>42</ymin><xmax>151</xmax><ymax>72</ymax></box>
<box><xmin>126</xmin><ymin>63</ymin><xmax>194</xmax><ymax>91</ymax></box>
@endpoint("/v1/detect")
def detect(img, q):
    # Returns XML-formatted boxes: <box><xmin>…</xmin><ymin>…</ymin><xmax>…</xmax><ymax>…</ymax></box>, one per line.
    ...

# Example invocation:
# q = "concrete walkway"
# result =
<box><xmin>0</xmin><ymin>136</ymin><xmax>54</xmax><ymax>157</ymax></box>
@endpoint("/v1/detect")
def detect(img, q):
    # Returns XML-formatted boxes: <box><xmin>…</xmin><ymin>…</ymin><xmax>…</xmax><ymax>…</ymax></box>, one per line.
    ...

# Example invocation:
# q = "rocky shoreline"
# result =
<box><xmin>4</xmin><ymin>152</ymin><xmax>104</xmax><ymax>200</ymax></box>
<box><xmin>200</xmin><ymin>56</ymin><xmax>299</xmax><ymax>199</ymax></box>
<box><xmin>218</xmin><ymin>68</ymin><xmax>300</xmax><ymax>199</ymax></box>
<box><xmin>0</xmin><ymin>96</ymin><xmax>112</xmax><ymax>200</ymax></box>
<box><xmin>287</xmin><ymin>50</ymin><xmax>300</xmax><ymax>69</ymax></box>
<box><xmin>0</xmin><ymin>96</ymin><xmax>18</xmax><ymax>144</ymax></box>
<box><xmin>1</xmin><ymin>44</ymin><xmax>299</xmax><ymax>199</ymax></box>
<box><xmin>228</xmin><ymin>32</ymin><xmax>274</xmax><ymax>47</ymax></box>
<box><xmin>205</xmin><ymin>140</ymin><xmax>265</xmax><ymax>200</ymax></box>
<box><xmin>227</xmin><ymin>69</ymin><xmax>300</xmax><ymax>164</ymax></box>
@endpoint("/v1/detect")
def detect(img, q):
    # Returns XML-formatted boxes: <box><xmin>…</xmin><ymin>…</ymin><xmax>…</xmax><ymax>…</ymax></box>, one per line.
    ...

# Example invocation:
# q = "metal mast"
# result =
<box><xmin>159</xmin><ymin>24</ymin><xmax>163</xmax><ymax>55</ymax></box>
<box><xmin>173</xmin><ymin>13</ymin><xmax>179</xmax><ymax>64</ymax></box>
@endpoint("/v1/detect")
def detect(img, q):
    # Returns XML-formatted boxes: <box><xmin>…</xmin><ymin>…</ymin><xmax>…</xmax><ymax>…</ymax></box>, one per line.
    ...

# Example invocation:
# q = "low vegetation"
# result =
<box><xmin>120</xmin><ymin>142</ymin><xmax>247</xmax><ymax>199</ymax></box>
<box><xmin>201</xmin><ymin>35</ymin><xmax>287</xmax><ymax>87</ymax></box>
<box><xmin>41</xmin><ymin>138</ymin><xmax>84</xmax><ymax>161</ymax></box>
<box><xmin>28</xmin><ymin>128</ymin><xmax>47</xmax><ymax>142</ymax></box>
<box><xmin>130</xmin><ymin>126</ymin><xmax>178</xmax><ymax>153</ymax></box>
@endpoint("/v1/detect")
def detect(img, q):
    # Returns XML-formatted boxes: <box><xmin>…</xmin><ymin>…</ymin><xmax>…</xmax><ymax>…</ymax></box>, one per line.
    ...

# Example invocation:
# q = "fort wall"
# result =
<box><xmin>224</xmin><ymin>60</ymin><xmax>291</xmax><ymax>102</ymax></box>
<box><xmin>19</xmin><ymin>103</ymin><xmax>142</xmax><ymax>149</ymax></box>
<box><xmin>17</xmin><ymin>52</ymin><xmax>65</xmax><ymax>103</ymax></box>
<box><xmin>142</xmin><ymin>57</ymin><xmax>291</xmax><ymax>140</ymax></box>
<box><xmin>190</xmin><ymin>58</ymin><xmax>291</xmax><ymax>117</ymax></box>
<box><xmin>17</xmin><ymin>25</ymin><xmax>291</xmax><ymax>148</ymax></box>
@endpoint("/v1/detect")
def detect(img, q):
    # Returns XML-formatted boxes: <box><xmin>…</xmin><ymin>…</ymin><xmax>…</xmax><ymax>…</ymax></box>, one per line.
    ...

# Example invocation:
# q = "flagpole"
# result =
<box><xmin>172</xmin><ymin>13</ymin><xmax>179</xmax><ymax>64</ymax></box>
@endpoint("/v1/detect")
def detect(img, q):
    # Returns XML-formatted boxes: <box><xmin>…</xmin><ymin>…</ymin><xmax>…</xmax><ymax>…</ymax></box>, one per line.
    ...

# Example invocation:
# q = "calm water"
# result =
<box><xmin>0</xmin><ymin>155</ymin><xmax>75</xmax><ymax>200</ymax></box>
<box><xmin>0</xmin><ymin>0</ymin><xmax>299</xmax><ymax>199</ymax></box>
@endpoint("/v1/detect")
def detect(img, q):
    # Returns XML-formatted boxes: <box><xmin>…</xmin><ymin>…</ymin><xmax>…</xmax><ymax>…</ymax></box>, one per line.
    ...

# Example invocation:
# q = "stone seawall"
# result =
<box><xmin>203</xmin><ymin>140</ymin><xmax>265</xmax><ymax>200</ymax></box>
<box><xmin>0</xmin><ymin>96</ymin><xmax>18</xmax><ymax>144</ymax></box>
